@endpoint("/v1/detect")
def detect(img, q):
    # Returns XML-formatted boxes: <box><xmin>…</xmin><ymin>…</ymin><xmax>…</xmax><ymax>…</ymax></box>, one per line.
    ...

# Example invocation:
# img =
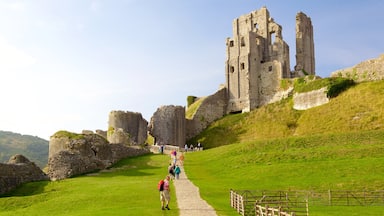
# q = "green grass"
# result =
<box><xmin>186</xmin><ymin>97</ymin><xmax>205</xmax><ymax>119</ymax></box>
<box><xmin>0</xmin><ymin>154</ymin><xmax>178</xmax><ymax>216</ymax></box>
<box><xmin>189</xmin><ymin>80</ymin><xmax>384</xmax><ymax>148</ymax></box>
<box><xmin>184</xmin><ymin>130</ymin><xmax>384</xmax><ymax>215</ymax></box>
<box><xmin>2</xmin><ymin>80</ymin><xmax>384</xmax><ymax>215</ymax></box>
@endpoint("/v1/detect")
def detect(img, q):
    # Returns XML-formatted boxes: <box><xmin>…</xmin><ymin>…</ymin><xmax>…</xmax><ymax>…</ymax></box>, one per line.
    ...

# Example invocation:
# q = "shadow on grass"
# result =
<box><xmin>88</xmin><ymin>153</ymin><xmax>168</xmax><ymax>178</ymax></box>
<box><xmin>0</xmin><ymin>180</ymin><xmax>50</xmax><ymax>197</ymax></box>
<box><xmin>2</xmin><ymin>153</ymin><xmax>169</xmax><ymax>198</ymax></box>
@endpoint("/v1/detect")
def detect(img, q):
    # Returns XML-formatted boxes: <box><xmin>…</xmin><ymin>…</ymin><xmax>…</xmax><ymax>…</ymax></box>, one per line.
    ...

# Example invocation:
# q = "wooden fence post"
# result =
<box><xmin>328</xmin><ymin>189</ymin><xmax>332</xmax><ymax>206</ymax></box>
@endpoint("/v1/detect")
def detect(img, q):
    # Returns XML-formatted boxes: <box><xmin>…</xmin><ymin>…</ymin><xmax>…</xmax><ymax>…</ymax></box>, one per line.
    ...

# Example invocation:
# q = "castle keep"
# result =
<box><xmin>225</xmin><ymin>7</ymin><xmax>315</xmax><ymax>113</ymax></box>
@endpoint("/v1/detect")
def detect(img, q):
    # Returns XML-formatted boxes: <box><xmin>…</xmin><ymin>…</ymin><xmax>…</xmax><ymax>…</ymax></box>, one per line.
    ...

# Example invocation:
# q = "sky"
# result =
<box><xmin>0</xmin><ymin>0</ymin><xmax>383</xmax><ymax>140</ymax></box>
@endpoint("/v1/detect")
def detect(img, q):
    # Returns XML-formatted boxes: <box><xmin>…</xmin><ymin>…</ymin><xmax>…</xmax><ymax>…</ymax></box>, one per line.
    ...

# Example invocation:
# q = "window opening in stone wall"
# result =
<box><xmin>230</xmin><ymin>66</ymin><xmax>235</xmax><ymax>73</ymax></box>
<box><xmin>241</xmin><ymin>63</ymin><xmax>245</xmax><ymax>70</ymax></box>
<box><xmin>269</xmin><ymin>66</ymin><xmax>273</xmax><ymax>71</ymax></box>
<box><xmin>270</xmin><ymin>32</ymin><xmax>276</xmax><ymax>44</ymax></box>
<box><xmin>254</xmin><ymin>23</ymin><xmax>259</xmax><ymax>30</ymax></box>
<box><xmin>229</xmin><ymin>40</ymin><xmax>234</xmax><ymax>47</ymax></box>
<box><xmin>241</xmin><ymin>37</ymin><xmax>245</xmax><ymax>46</ymax></box>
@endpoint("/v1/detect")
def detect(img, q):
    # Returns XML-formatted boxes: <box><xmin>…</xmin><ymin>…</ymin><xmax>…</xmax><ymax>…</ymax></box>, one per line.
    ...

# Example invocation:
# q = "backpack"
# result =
<box><xmin>157</xmin><ymin>180</ymin><xmax>164</xmax><ymax>191</ymax></box>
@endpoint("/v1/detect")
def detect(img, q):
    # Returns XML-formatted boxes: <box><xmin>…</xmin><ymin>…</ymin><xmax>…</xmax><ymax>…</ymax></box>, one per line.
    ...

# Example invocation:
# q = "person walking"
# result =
<box><xmin>179</xmin><ymin>153</ymin><xmax>184</xmax><ymax>166</ymax></box>
<box><xmin>174</xmin><ymin>164</ymin><xmax>181</xmax><ymax>180</ymax></box>
<box><xmin>160</xmin><ymin>175</ymin><xmax>171</xmax><ymax>210</ymax></box>
<box><xmin>168</xmin><ymin>163</ymin><xmax>175</xmax><ymax>179</ymax></box>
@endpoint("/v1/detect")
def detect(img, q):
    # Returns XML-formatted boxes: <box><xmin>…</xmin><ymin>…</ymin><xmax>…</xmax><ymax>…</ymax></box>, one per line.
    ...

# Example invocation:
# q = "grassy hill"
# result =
<box><xmin>188</xmin><ymin>80</ymin><xmax>384</xmax><ymax>148</ymax></box>
<box><xmin>183</xmin><ymin>79</ymin><xmax>384</xmax><ymax>215</ymax></box>
<box><xmin>0</xmin><ymin>131</ymin><xmax>49</xmax><ymax>168</ymax></box>
<box><xmin>1</xmin><ymin>80</ymin><xmax>383</xmax><ymax>215</ymax></box>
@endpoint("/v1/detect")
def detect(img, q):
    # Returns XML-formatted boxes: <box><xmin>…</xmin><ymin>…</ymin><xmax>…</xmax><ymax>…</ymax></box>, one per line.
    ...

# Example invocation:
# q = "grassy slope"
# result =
<box><xmin>189</xmin><ymin>80</ymin><xmax>384</xmax><ymax>147</ymax></box>
<box><xmin>184</xmin><ymin>80</ymin><xmax>384</xmax><ymax>215</ymax></box>
<box><xmin>0</xmin><ymin>154</ymin><xmax>178</xmax><ymax>216</ymax></box>
<box><xmin>1</xmin><ymin>80</ymin><xmax>384</xmax><ymax>216</ymax></box>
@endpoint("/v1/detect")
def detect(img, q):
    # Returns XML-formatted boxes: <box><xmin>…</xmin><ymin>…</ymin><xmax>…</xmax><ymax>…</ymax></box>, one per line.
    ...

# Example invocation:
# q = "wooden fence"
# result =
<box><xmin>230</xmin><ymin>189</ymin><xmax>384</xmax><ymax>216</ymax></box>
<box><xmin>230</xmin><ymin>190</ymin><xmax>308</xmax><ymax>216</ymax></box>
<box><xmin>255</xmin><ymin>205</ymin><xmax>295</xmax><ymax>216</ymax></box>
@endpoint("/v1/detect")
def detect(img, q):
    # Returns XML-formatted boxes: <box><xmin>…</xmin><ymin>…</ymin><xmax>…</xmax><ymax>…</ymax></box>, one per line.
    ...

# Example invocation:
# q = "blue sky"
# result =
<box><xmin>0</xmin><ymin>0</ymin><xmax>383</xmax><ymax>140</ymax></box>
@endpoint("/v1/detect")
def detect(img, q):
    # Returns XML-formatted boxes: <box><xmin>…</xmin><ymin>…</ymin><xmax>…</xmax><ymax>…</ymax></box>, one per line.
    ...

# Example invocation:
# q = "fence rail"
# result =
<box><xmin>255</xmin><ymin>205</ymin><xmax>295</xmax><ymax>216</ymax></box>
<box><xmin>230</xmin><ymin>189</ymin><xmax>384</xmax><ymax>216</ymax></box>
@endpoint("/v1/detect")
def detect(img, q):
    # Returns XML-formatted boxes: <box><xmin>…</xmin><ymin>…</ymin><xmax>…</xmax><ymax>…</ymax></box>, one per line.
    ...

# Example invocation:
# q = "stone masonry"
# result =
<box><xmin>0</xmin><ymin>154</ymin><xmax>48</xmax><ymax>195</ymax></box>
<box><xmin>48</xmin><ymin>132</ymin><xmax>149</xmax><ymax>180</ymax></box>
<box><xmin>331</xmin><ymin>54</ymin><xmax>384</xmax><ymax>82</ymax></box>
<box><xmin>108</xmin><ymin>111</ymin><xmax>148</xmax><ymax>145</ymax></box>
<box><xmin>148</xmin><ymin>105</ymin><xmax>186</xmax><ymax>148</ymax></box>
<box><xmin>225</xmin><ymin>6</ymin><xmax>315</xmax><ymax>114</ymax></box>
<box><xmin>186</xmin><ymin>87</ymin><xmax>228</xmax><ymax>140</ymax></box>
<box><xmin>295</xmin><ymin>12</ymin><xmax>315</xmax><ymax>76</ymax></box>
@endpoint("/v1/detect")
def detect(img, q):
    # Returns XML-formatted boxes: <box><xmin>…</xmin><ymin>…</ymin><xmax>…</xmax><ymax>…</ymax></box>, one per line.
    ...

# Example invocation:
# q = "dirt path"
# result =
<box><xmin>173</xmin><ymin>166</ymin><xmax>217</xmax><ymax>216</ymax></box>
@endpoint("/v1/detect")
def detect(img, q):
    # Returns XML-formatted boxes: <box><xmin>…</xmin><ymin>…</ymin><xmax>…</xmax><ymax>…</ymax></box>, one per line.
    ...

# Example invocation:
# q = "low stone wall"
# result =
<box><xmin>293</xmin><ymin>87</ymin><xmax>329</xmax><ymax>110</ymax></box>
<box><xmin>48</xmin><ymin>132</ymin><xmax>149</xmax><ymax>180</ymax></box>
<box><xmin>0</xmin><ymin>155</ymin><xmax>48</xmax><ymax>195</ymax></box>
<box><xmin>331</xmin><ymin>54</ymin><xmax>384</xmax><ymax>82</ymax></box>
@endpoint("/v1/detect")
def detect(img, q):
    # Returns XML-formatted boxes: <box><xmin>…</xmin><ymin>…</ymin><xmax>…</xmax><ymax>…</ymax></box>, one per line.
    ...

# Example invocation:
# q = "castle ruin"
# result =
<box><xmin>225</xmin><ymin>7</ymin><xmax>315</xmax><ymax>113</ymax></box>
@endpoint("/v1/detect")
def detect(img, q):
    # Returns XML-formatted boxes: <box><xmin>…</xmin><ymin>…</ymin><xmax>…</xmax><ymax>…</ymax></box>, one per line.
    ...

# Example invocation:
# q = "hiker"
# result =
<box><xmin>168</xmin><ymin>163</ymin><xmax>175</xmax><ymax>179</ymax></box>
<box><xmin>159</xmin><ymin>175</ymin><xmax>171</xmax><ymax>210</ymax></box>
<box><xmin>189</xmin><ymin>144</ymin><xmax>194</xmax><ymax>151</ymax></box>
<box><xmin>179</xmin><ymin>153</ymin><xmax>184</xmax><ymax>166</ymax></box>
<box><xmin>184</xmin><ymin>144</ymin><xmax>188</xmax><ymax>152</ymax></box>
<box><xmin>174</xmin><ymin>164</ymin><xmax>181</xmax><ymax>179</ymax></box>
<box><xmin>159</xmin><ymin>145</ymin><xmax>164</xmax><ymax>154</ymax></box>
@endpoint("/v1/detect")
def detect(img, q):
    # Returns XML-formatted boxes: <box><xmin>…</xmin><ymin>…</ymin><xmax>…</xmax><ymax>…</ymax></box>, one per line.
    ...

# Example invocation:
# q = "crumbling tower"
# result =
<box><xmin>225</xmin><ymin>7</ymin><xmax>290</xmax><ymax>113</ymax></box>
<box><xmin>225</xmin><ymin>7</ymin><xmax>315</xmax><ymax>114</ymax></box>
<box><xmin>295</xmin><ymin>12</ymin><xmax>315</xmax><ymax>75</ymax></box>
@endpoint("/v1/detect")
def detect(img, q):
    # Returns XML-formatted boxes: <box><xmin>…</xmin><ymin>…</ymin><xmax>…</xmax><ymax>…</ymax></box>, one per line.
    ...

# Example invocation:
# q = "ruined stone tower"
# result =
<box><xmin>225</xmin><ymin>7</ymin><xmax>314</xmax><ymax>114</ymax></box>
<box><xmin>295</xmin><ymin>12</ymin><xmax>315</xmax><ymax>75</ymax></box>
<box><xmin>108</xmin><ymin>111</ymin><xmax>148</xmax><ymax>145</ymax></box>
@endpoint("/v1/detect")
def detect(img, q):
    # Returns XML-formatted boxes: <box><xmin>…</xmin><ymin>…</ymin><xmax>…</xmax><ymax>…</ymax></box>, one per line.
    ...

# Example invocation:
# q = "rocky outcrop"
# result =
<box><xmin>108</xmin><ymin>111</ymin><xmax>148</xmax><ymax>145</ymax></box>
<box><xmin>331</xmin><ymin>54</ymin><xmax>384</xmax><ymax>82</ymax></box>
<box><xmin>293</xmin><ymin>87</ymin><xmax>329</xmax><ymax>110</ymax></box>
<box><xmin>149</xmin><ymin>105</ymin><xmax>186</xmax><ymax>148</ymax></box>
<box><xmin>48</xmin><ymin>131</ymin><xmax>149</xmax><ymax>180</ymax></box>
<box><xmin>186</xmin><ymin>87</ymin><xmax>227</xmax><ymax>139</ymax></box>
<box><xmin>0</xmin><ymin>154</ymin><xmax>48</xmax><ymax>195</ymax></box>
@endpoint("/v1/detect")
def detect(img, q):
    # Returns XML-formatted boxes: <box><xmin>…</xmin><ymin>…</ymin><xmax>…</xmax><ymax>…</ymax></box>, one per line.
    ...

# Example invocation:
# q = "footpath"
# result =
<box><xmin>173</xmin><ymin>166</ymin><xmax>217</xmax><ymax>216</ymax></box>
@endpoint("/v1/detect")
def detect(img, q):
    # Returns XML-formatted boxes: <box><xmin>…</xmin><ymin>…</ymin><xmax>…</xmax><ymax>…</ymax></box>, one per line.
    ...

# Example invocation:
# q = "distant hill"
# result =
<box><xmin>0</xmin><ymin>131</ymin><xmax>49</xmax><ymax>168</ymax></box>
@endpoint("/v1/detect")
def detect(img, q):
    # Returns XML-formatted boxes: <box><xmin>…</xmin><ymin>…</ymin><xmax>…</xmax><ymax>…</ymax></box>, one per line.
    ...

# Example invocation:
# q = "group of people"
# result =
<box><xmin>184</xmin><ymin>142</ymin><xmax>203</xmax><ymax>152</ymax></box>
<box><xmin>159</xmin><ymin>149</ymin><xmax>184</xmax><ymax>211</ymax></box>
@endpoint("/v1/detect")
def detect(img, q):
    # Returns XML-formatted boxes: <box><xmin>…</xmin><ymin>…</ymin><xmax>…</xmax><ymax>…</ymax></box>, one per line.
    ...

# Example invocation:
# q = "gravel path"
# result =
<box><xmin>173</xmin><ymin>166</ymin><xmax>217</xmax><ymax>216</ymax></box>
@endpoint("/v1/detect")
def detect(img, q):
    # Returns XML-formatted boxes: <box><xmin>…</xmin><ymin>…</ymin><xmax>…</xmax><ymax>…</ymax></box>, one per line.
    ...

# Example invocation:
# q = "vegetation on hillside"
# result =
<box><xmin>186</xmin><ymin>97</ymin><xmax>205</xmax><ymax>119</ymax></box>
<box><xmin>189</xmin><ymin>80</ymin><xmax>384</xmax><ymax>148</ymax></box>
<box><xmin>0</xmin><ymin>131</ymin><xmax>48</xmax><ymax>168</ymax></box>
<box><xmin>2</xmin><ymin>79</ymin><xmax>383</xmax><ymax>215</ymax></box>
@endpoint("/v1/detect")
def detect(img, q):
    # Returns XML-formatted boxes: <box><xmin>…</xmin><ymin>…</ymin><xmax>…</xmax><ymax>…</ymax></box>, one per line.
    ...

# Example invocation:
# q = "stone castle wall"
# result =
<box><xmin>149</xmin><ymin>105</ymin><xmax>186</xmax><ymax>148</ymax></box>
<box><xmin>108</xmin><ymin>111</ymin><xmax>148</xmax><ymax>145</ymax></box>
<box><xmin>295</xmin><ymin>12</ymin><xmax>315</xmax><ymax>75</ymax></box>
<box><xmin>225</xmin><ymin>7</ymin><xmax>314</xmax><ymax>114</ymax></box>
<box><xmin>48</xmin><ymin>132</ymin><xmax>149</xmax><ymax>180</ymax></box>
<box><xmin>186</xmin><ymin>87</ymin><xmax>227</xmax><ymax>140</ymax></box>
<box><xmin>331</xmin><ymin>54</ymin><xmax>384</xmax><ymax>82</ymax></box>
<box><xmin>293</xmin><ymin>87</ymin><xmax>329</xmax><ymax>110</ymax></box>
<box><xmin>0</xmin><ymin>155</ymin><xmax>48</xmax><ymax>195</ymax></box>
